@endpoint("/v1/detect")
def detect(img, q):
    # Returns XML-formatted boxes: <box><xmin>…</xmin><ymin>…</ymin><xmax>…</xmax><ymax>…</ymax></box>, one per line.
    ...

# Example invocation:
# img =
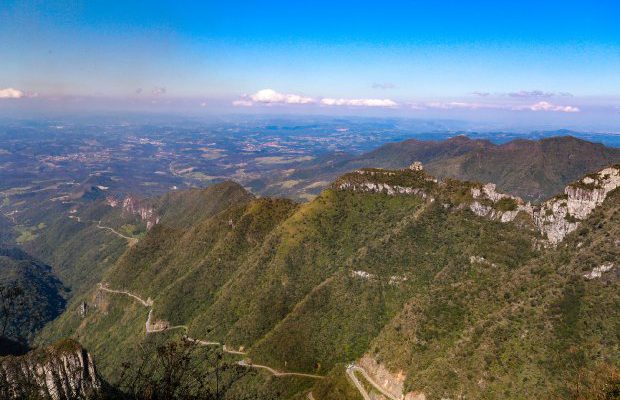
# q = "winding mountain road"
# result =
<box><xmin>97</xmin><ymin>283</ymin><xmax>328</xmax><ymax>381</ymax></box>
<box><xmin>95</xmin><ymin>220</ymin><xmax>138</xmax><ymax>245</ymax></box>
<box><xmin>68</xmin><ymin>214</ymin><xmax>138</xmax><ymax>245</ymax></box>
<box><xmin>346</xmin><ymin>366</ymin><xmax>371</xmax><ymax>400</ymax></box>
<box><xmin>98</xmin><ymin>284</ymin><xmax>152</xmax><ymax>307</ymax></box>
<box><xmin>98</xmin><ymin>283</ymin><xmax>401</xmax><ymax>397</ymax></box>
<box><xmin>237</xmin><ymin>361</ymin><xmax>323</xmax><ymax>379</ymax></box>
<box><xmin>346</xmin><ymin>364</ymin><xmax>401</xmax><ymax>400</ymax></box>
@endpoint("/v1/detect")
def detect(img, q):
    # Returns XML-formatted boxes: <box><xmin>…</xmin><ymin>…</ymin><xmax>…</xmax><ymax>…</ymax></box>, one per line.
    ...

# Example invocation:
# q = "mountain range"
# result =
<box><xmin>277</xmin><ymin>135</ymin><xmax>620</xmax><ymax>203</ymax></box>
<box><xmin>33</xmin><ymin>160</ymin><xmax>620</xmax><ymax>399</ymax></box>
<box><xmin>1</xmin><ymin>134</ymin><xmax>619</xmax><ymax>399</ymax></box>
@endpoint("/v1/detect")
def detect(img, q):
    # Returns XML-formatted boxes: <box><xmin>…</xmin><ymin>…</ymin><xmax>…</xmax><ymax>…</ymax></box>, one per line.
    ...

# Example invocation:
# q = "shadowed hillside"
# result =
<box><xmin>0</xmin><ymin>247</ymin><xmax>67</xmax><ymax>346</ymax></box>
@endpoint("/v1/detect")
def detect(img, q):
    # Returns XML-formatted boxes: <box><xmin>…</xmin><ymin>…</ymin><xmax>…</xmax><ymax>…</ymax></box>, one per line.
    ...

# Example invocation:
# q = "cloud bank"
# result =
<box><xmin>411</xmin><ymin>101</ymin><xmax>580</xmax><ymax>113</ymax></box>
<box><xmin>249</xmin><ymin>89</ymin><xmax>314</xmax><ymax>104</ymax></box>
<box><xmin>472</xmin><ymin>90</ymin><xmax>574</xmax><ymax>98</ymax></box>
<box><xmin>230</xmin><ymin>89</ymin><xmax>580</xmax><ymax>113</ymax></box>
<box><xmin>232</xmin><ymin>99</ymin><xmax>254</xmax><ymax>107</ymax></box>
<box><xmin>524</xmin><ymin>101</ymin><xmax>580</xmax><ymax>113</ymax></box>
<box><xmin>508</xmin><ymin>90</ymin><xmax>555</xmax><ymax>98</ymax></box>
<box><xmin>0</xmin><ymin>88</ymin><xmax>25</xmax><ymax>99</ymax></box>
<box><xmin>233</xmin><ymin>89</ymin><xmax>398</xmax><ymax>108</ymax></box>
<box><xmin>320</xmin><ymin>98</ymin><xmax>398</xmax><ymax>107</ymax></box>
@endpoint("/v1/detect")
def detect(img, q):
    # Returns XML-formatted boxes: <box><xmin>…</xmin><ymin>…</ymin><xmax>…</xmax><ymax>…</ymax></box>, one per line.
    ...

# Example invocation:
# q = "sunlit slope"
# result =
<box><xmin>369</xmin><ymin>188</ymin><xmax>620</xmax><ymax>399</ymax></box>
<box><xmin>40</xmin><ymin>167</ymin><xmax>619</xmax><ymax>399</ymax></box>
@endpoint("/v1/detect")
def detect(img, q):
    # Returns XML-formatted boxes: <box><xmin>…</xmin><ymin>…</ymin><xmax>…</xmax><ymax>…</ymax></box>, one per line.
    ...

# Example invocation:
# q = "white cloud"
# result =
<box><xmin>413</xmin><ymin>102</ymin><xmax>503</xmax><ymax>110</ymax></box>
<box><xmin>0</xmin><ymin>88</ymin><xmax>25</xmax><ymax>99</ymax></box>
<box><xmin>471</xmin><ymin>90</ymin><xmax>574</xmax><ymax>99</ymax></box>
<box><xmin>320</xmin><ymin>98</ymin><xmax>398</xmax><ymax>107</ymax></box>
<box><xmin>410</xmin><ymin>100</ymin><xmax>580</xmax><ymax>113</ymax></box>
<box><xmin>249</xmin><ymin>89</ymin><xmax>314</xmax><ymax>105</ymax></box>
<box><xmin>523</xmin><ymin>101</ymin><xmax>580</xmax><ymax>113</ymax></box>
<box><xmin>235</xmin><ymin>90</ymin><xmax>397</xmax><ymax>108</ymax></box>
<box><xmin>231</xmin><ymin>90</ymin><xmax>580</xmax><ymax>113</ymax></box>
<box><xmin>424</xmin><ymin>102</ymin><xmax>489</xmax><ymax>110</ymax></box>
<box><xmin>232</xmin><ymin>99</ymin><xmax>253</xmax><ymax>107</ymax></box>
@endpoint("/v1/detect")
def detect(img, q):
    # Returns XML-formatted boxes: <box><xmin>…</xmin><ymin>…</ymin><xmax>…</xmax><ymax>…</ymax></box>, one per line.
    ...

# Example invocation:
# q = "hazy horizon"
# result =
<box><xmin>2</xmin><ymin>1</ymin><xmax>620</xmax><ymax>130</ymax></box>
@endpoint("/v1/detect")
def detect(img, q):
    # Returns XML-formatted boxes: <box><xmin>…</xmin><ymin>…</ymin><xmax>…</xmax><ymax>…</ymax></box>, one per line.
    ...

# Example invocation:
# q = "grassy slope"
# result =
<box><xmin>39</xmin><ymin>171</ymin><xmax>619</xmax><ymax>399</ymax></box>
<box><xmin>21</xmin><ymin>196</ymin><xmax>135</xmax><ymax>295</ymax></box>
<box><xmin>370</xmin><ymin>188</ymin><xmax>620</xmax><ymax>399</ymax></box>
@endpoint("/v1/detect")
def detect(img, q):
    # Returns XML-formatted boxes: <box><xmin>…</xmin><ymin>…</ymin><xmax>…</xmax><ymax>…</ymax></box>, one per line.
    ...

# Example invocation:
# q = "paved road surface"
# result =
<box><xmin>346</xmin><ymin>364</ymin><xmax>401</xmax><ymax>400</ymax></box>
<box><xmin>238</xmin><ymin>360</ymin><xmax>323</xmax><ymax>379</ymax></box>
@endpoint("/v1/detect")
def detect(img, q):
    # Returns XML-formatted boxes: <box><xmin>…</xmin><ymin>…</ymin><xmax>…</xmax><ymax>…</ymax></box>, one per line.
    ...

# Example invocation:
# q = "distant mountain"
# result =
<box><xmin>39</xmin><ymin>165</ymin><xmax>620</xmax><ymax>399</ymax></box>
<box><xmin>287</xmin><ymin>135</ymin><xmax>620</xmax><ymax>202</ymax></box>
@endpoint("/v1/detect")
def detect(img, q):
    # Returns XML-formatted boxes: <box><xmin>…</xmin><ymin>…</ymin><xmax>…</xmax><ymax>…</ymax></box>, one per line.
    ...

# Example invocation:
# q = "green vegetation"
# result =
<box><xmin>312</xmin><ymin>365</ymin><xmax>362</xmax><ymax>400</ymax></box>
<box><xmin>494</xmin><ymin>197</ymin><xmax>518</xmax><ymax>212</ymax></box>
<box><xmin>303</xmin><ymin>135</ymin><xmax>620</xmax><ymax>202</ymax></box>
<box><xmin>22</xmin><ymin>202</ymin><xmax>129</xmax><ymax>294</ymax></box>
<box><xmin>0</xmin><ymin>247</ymin><xmax>66</xmax><ymax>346</ymax></box>
<box><xmin>333</xmin><ymin>168</ymin><xmax>436</xmax><ymax>191</ymax></box>
<box><xmin>15</xmin><ymin>226</ymin><xmax>39</xmax><ymax>244</ymax></box>
<box><xmin>34</xmin><ymin>170</ymin><xmax>620</xmax><ymax>399</ymax></box>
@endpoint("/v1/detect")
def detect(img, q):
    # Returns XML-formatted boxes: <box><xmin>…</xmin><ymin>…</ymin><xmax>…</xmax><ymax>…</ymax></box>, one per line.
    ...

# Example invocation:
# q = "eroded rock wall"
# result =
<box><xmin>0</xmin><ymin>340</ymin><xmax>101</xmax><ymax>400</ymax></box>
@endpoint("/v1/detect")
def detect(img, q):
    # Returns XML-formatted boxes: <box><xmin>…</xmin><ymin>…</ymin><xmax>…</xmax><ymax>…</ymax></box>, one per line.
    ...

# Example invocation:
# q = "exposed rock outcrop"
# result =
<box><xmin>358</xmin><ymin>356</ymin><xmax>426</xmax><ymax>400</ymax></box>
<box><xmin>0</xmin><ymin>340</ymin><xmax>102</xmax><ymax>400</ymax></box>
<box><xmin>469</xmin><ymin>183</ymin><xmax>532</xmax><ymax>223</ymax></box>
<box><xmin>408</xmin><ymin>161</ymin><xmax>424</xmax><ymax>171</ymax></box>
<box><xmin>334</xmin><ymin>168</ymin><xmax>436</xmax><ymax>199</ymax></box>
<box><xmin>583</xmin><ymin>263</ymin><xmax>615</xmax><ymax>280</ymax></box>
<box><xmin>106</xmin><ymin>195</ymin><xmax>160</xmax><ymax>229</ymax></box>
<box><xmin>469</xmin><ymin>165</ymin><xmax>620</xmax><ymax>244</ymax></box>
<box><xmin>337</xmin><ymin>165</ymin><xmax>620</xmax><ymax>246</ymax></box>
<box><xmin>359</xmin><ymin>356</ymin><xmax>406</xmax><ymax>399</ymax></box>
<box><xmin>532</xmin><ymin>166</ymin><xmax>620</xmax><ymax>243</ymax></box>
<box><xmin>337</xmin><ymin>180</ymin><xmax>430</xmax><ymax>197</ymax></box>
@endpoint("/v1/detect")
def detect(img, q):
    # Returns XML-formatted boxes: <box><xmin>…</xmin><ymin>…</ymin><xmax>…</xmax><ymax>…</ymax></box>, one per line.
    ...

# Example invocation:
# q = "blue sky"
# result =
<box><xmin>1</xmin><ymin>0</ymin><xmax>619</xmax><ymax>127</ymax></box>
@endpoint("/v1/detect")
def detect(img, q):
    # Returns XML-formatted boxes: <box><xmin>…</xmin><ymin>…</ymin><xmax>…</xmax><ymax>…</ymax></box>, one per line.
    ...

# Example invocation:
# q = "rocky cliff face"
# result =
<box><xmin>358</xmin><ymin>356</ymin><xmax>426</xmax><ymax>400</ymax></box>
<box><xmin>106</xmin><ymin>195</ymin><xmax>160</xmax><ymax>230</ymax></box>
<box><xmin>469</xmin><ymin>183</ymin><xmax>532</xmax><ymax>223</ymax></box>
<box><xmin>334</xmin><ymin>165</ymin><xmax>436</xmax><ymax>199</ymax></box>
<box><xmin>0</xmin><ymin>340</ymin><xmax>101</xmax><ymax>400</ymax></box>
<box><xmin>468</xmin><ymin>165</ymin><xmax>620</xmax><ymax>244</ymax></box>
<box><xmin>338</xmin><ymin>164</ymin><xmax>620</xmax><ymax>246</ymax></box>
<box><xmin>336</xmin><ymin>179</ymin><xmax>431</xmax><ymax>198</ymax></box>
<box><xmin>533</xmin><ymin>166</ymin><xmax>620</xmax><ymax>243</ymax></box>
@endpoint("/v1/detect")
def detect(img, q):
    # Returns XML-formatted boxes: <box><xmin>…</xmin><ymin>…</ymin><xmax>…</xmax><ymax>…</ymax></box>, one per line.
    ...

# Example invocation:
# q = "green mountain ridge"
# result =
<box><xmin>285</xmin><ymin>135</ymin><xmax>620</xmax><ymax>202</ymax></box>
<box><xmin>37</xmin><ymin>164</ymin><xmax>620</xmax><ymax>399</ymax></box>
